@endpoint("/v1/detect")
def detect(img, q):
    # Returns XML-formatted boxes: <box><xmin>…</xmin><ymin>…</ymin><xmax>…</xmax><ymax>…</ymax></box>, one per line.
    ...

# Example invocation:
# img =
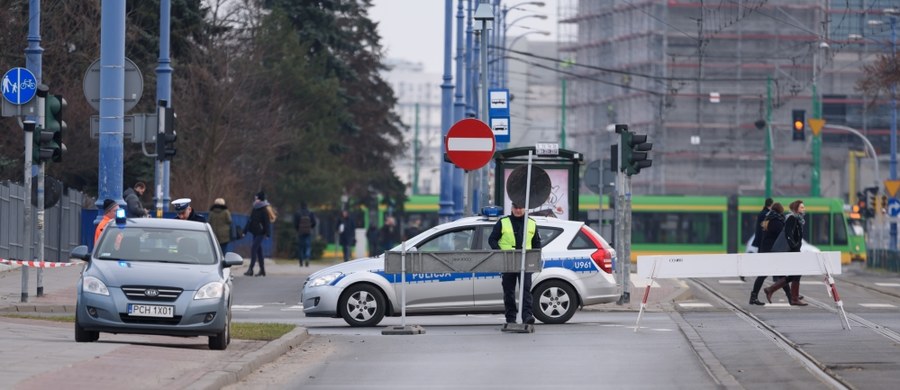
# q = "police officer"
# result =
<box><xmin>172</xmin><ymin>198</ymin><xmax>206</xmax><ymax>222</ymax></box>
<box><xmin>488</xmin><ymin>202</ymin><xmax>541</xmax><ymax>325</ymax></box>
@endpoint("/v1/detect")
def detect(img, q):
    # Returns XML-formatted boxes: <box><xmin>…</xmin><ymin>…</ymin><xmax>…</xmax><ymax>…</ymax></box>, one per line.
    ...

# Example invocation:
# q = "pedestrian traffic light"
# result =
<box><xmin>156</xmin><ymin>104</ymin><xmax>176</xmax><ymax>161</ymax></box>
<box><xmin>791</xmin><ymin>109</ymin><xmax>805</xmax><ymax>141</ymax></box>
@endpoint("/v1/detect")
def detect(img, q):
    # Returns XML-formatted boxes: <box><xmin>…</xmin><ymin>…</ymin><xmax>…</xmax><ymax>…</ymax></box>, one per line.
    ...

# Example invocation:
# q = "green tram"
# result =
<box><xmin>399</xmin><ymin>194</ymin><xmax>865</xmax><ymax>265</ymax></box>
<box><xmin>577</xmin><ymin>195</ymin><xmax>865</xmax><ymax>265</ymax></box>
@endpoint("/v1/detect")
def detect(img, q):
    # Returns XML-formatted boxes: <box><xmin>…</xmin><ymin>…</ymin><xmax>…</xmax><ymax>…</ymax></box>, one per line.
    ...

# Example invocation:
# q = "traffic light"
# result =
<box><xmin>620</xmin><ymin>128</ymin><xmax>652</xmax><ymax>176</ymax></box>
<box><xmin>791</xmin><ymin>109</ymin><xmax>805</xmax><ymax>141</ymax></box>
<box><xmin>863</xmin><ymin>186</ymin><xmax>878</xmax><ymax>218</ymax></box>
<box><xmin>33</xmin><ymin>93</ymin><xmax>66</xmax><ymax>163</ymax></box>
<box><xmin>156</xmin><ymin>104</ymin><xmax>176</xmax><ymax>161</ymax></box>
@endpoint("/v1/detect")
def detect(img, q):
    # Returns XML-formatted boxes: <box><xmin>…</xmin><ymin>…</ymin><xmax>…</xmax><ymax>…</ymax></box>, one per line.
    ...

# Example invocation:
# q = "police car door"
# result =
<box><xmin>402</xmin><ymin>227</ymin><xmax>477</xmax><ymax>311</ymax></box>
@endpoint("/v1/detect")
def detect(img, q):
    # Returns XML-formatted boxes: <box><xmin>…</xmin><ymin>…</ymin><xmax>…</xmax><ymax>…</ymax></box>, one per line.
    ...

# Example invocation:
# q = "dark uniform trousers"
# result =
<box><xmin>502</xmin><ymin>272</ymin><xmax>533</xmax><ymax>323</ymax></box>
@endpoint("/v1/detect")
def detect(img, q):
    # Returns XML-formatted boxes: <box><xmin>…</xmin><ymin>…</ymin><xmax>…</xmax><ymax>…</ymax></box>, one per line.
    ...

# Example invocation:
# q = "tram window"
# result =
<box><xmin>632</xmin><ymin>212</ymin><xmax>723</xmax><ymax>244</ymax></box>
<box><xmin>809</xmin><ymin>214</ymin><xmax>831</xmax><ymax>246</ymax></box>
<box><xmin>832</xmin><ymin>214</ymin><xmax>848</xmax><ymax>245</ymax></box>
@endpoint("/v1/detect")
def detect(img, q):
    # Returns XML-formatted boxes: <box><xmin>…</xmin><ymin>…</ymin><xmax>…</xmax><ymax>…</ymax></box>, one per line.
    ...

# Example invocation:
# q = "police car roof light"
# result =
<box><xmin>481</xmin><ymin>205</ymin><xmax>503</xmax><ymax>219</ymax></box>
<box><xmin>115</xmin><ymin>208</ymin><xmax>127</xmax><ymax>226</ymax></box>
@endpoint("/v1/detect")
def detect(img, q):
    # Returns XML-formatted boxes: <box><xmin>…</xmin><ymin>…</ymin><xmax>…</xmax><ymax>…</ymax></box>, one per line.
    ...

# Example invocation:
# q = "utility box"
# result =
<box><xmin>493</xmin><ymin>147</ymin><xmax>584</xmax><ymax>220</ymax></box>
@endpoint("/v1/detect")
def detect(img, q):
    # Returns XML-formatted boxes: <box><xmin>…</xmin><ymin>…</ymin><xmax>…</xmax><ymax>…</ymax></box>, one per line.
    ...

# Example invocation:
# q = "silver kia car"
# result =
<box><xmin>302</xmin><ymin>214</ymin><xmax>618</xmax><ymax>327</ymax></box>
<box><xmin>71</xmin><ymin>214</ymin><xmax>243</xmax><ymax>350</ymax></box>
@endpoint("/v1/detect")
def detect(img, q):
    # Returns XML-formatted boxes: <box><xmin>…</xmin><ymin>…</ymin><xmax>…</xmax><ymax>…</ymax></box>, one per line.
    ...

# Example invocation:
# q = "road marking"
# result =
<box><xmin>232</xmin><ymin>305</ymin><xmax>263</xmax><ymax>311</ymax></box>
<box><xmin>800</xmin><ymin>280</ymin><xmax>823</xmax><ymax>285</ymax></box>
<box><xmin>678</xmin><ymin>302</ymin><xmax>713</xmax><ymax>308</ymax></box>
<box><xmin>875</xmin><ymin>282</ymin><xmax>900</xmax><ymax>287</ymax></box>
<box><xmin>718</xmin><ymin>280</ymin><xmax>745</xmax><ymax>284</ymax></box>
<box><xmin>764</xmin><ymin>303</ymin><xmax>791</xmax><ymax>308</ymax></box>
<box><xmin>281</xmin><ymin>305</ymin><xmax>305</xmax><ymax>311</ymax></box>
<box><xmin>859</xmin><ymin>303</ymin><xmax>897</xmax><ymax>308</ymax></box>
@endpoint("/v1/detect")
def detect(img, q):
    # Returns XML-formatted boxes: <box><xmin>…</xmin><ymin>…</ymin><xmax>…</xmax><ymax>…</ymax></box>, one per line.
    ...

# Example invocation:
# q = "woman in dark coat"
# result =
<box><xmin>764</xmin><ymin>200</ymin><xmax>808</xmax><ymax>306</ymax></box>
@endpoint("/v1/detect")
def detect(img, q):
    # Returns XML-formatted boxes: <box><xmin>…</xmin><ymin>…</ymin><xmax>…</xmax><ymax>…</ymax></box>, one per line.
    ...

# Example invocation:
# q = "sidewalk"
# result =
<box><xmin>0</xmin><ymin>258</ymin><xmax>313</xmax><ymax>390</ymax></box>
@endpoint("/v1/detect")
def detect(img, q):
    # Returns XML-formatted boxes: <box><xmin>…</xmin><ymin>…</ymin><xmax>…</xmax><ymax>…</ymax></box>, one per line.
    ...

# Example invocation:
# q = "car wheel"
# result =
<box><xmin>74</xmin><ymin>313</ymin><xmax>99</xmax><ymax>342</ymax></box>
<box><xmin>532</xmin><ymin>280</ymin><xmax>578</xmax><ymax>324</ymax></box>
<box><xmin>338</xmin><ymin>284</ymin><xmax>386</xmax><ymax>327</ymax></box>
<box><xmin>208</xmin><ymin>308</ymin><xmax>231</xmax><ymax>350</ymax></box>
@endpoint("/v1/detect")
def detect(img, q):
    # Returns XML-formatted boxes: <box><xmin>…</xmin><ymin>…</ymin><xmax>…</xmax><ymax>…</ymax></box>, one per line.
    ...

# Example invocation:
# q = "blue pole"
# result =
<box><xmin>455</xmin><ymin>0</ymin><xmax>476</xmax><ymax>220</ymax></box>
<box><xmin>97</xmin><ymin>0</ymin><xmax>126</xmax><ymax>215</ymax></box>
<box><xmin>439</xmin><ymin>0</ymin><xmax>455</xmax><ymax>224</ymax></box>
<box><xmin>454</xmin><ymin>0</ymin><xmax>466</xmax><ymax>123</ymax></box>
<box><xmin>890</xmin><ymin>16</ymin><xmax>897</xmax><ymax>249</ymax></box>
<box><xmin>25</xmin><ymin>0</ymin><xmax>42</xmax><ymax>84</ymax></box>
<box><xmin>157</xmin><ymin>0</ymin><xmax>173</xmax><ymax>215</ymax></box>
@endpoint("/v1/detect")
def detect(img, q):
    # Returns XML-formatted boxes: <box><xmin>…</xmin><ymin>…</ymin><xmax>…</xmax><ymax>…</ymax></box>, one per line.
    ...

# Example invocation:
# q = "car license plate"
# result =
<box><xmin>127</xmin><ymin>304</ymin><xmax>174</xmax><ymax>318</ymax></box>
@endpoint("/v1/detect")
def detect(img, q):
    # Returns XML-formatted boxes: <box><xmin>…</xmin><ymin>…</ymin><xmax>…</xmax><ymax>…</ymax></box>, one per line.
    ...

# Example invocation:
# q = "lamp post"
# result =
<box><xmin>474</xmin><ymin>0</ymin><xmax>494</xmax><ymax>214</ymax></box>
<box><xmin>868</xmin><ymin>8</ymin><xmax>898</xmax><ymax>249</ymax></box>
<box><xmin>501</xmin><ymin>5</ymin><xmax>546</xmax><ymax>88</ymax></box>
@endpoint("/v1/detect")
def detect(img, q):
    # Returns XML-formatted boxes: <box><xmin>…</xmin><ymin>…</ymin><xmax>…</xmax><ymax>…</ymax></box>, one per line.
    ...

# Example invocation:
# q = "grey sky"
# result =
<box><xmin>369</xmin><ymin>0</ymin><xmax>558</xmax><ymax>74</ymax></box>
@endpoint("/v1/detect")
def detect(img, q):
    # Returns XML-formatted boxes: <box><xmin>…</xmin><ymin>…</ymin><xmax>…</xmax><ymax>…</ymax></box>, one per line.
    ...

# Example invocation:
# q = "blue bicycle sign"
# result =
<box><xmin>2</xmin><ymin>67</ymin><xmax>38</xmax><ymax>105</ymax></box>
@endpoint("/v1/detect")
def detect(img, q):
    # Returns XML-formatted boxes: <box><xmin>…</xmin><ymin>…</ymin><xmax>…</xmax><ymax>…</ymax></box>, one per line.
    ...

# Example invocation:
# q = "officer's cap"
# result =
<box><xmin>172</xmin><ymin>198</ymin><xmax>192</xmax><ymax>212</ymax></box>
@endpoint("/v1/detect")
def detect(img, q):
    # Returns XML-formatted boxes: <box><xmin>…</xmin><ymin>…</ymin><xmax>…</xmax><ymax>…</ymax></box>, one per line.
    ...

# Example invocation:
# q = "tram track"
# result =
<box><xmin>689</xmin><ymin>278</ymin><xmax>853</xmax><ymax>390</ymax></box>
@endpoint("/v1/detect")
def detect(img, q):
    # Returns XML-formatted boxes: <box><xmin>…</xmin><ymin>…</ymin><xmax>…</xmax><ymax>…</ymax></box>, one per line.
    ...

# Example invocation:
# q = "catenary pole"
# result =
<box><xmin>439</xmin><ymin>0</ymin><xmax>455</xmax><ymax>224</ymax></box>
<box><xmin>156</xmin><ymin>0</ymin><xmax>173</xmax><ymax>215</ymax></box>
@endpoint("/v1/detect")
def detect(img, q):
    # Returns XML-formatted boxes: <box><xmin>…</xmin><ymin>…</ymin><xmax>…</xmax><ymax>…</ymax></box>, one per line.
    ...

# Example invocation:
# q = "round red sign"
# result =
<box><xmin>444</xmin><ymin>118</ymin><xmax>496</xmax><ymax>171</ymax></box>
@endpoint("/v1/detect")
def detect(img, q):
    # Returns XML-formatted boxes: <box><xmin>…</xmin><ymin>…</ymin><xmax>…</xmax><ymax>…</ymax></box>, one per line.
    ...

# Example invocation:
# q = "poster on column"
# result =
<box><xmin>503</xmin><ymin>167</ymin><xmax>569</xmax><ymax>220</ymax></box>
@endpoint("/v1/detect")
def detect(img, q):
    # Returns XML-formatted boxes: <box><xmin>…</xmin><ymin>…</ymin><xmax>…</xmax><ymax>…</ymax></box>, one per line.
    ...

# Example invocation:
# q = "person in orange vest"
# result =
<box><xmin>94</xmin><ymin>199</ymin><xmax>119</xmax><ymax>244</ymax></box>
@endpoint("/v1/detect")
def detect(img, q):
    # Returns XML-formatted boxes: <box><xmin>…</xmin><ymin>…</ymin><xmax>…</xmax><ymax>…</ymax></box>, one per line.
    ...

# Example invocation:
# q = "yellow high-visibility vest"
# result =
<box><xmin>498</xmin><ymin>217</ymin><xmax>536</xmax><ymax>250</ymax></box>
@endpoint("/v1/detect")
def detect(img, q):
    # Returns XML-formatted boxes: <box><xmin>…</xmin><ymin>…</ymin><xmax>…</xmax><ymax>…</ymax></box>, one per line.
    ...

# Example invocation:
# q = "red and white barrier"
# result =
<box><xmin>1</xmin><ymin>258</ymin><xmax>83</xmax><ymax>268</ymax></box>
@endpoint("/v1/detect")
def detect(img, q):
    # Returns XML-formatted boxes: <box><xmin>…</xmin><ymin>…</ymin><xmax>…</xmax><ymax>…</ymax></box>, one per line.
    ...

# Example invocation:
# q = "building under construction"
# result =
<box><xmin>558</xmin><ymin>0</ymin><xmax>897</xmax><ymax>199</ymax></box>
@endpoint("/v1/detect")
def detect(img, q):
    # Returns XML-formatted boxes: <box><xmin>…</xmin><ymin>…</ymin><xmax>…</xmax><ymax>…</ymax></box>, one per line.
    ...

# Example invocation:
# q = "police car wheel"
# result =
<box><xmin>532</xmin><ymin>280</ymin><xmax>578</xmax><ymax>324</ymax></box>
<box><xmin>339</xmin><ymin>284</ymin><xmax>386</xmax><ymax>327</ymax></box>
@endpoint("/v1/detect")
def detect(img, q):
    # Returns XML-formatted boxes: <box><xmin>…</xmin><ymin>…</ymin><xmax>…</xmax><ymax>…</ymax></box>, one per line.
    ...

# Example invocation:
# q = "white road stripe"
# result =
<box><xmin>718</xmin><ymin>280</ymin><xmax>745</xmax><ymax>284</ymax></box>
<box><xmin>859</xmin><ymin>303</ymin><xmax>897</xmax><ymax>308</ymax></box>
<box><xmin>678</xmin><ymin>302</ymin><xmax>713</xmax><ymax>308</ymax></box>
<box><xmin>765</xmin><ymin>303</ymin><xmax>791</xmax><ymax>308</ymax></box>
<box><xmin>281</xmin><ymin>305</ymin><xmax>305</xmax><ymax>311</ymax></box>
<box><xmin>447</xmin><ymin>138</ymin><xmax>493</xmax><ymax>151</ymax></box>
<box><xmin>875</xmin><ymin>282</ymin><xmax>900</xmax><ymax>287</ymax></box>
<box><xmin>232</xmin><ymin>305</ymin><xmax>263</xmax><ymax>311</ymax></box>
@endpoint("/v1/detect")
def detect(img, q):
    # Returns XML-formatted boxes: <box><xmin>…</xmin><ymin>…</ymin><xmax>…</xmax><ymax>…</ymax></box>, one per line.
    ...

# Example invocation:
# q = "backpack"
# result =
<box><xmin>297</xmin><ymin>211</ymin><xmax>312</xmax><ymax>235</ymax></box>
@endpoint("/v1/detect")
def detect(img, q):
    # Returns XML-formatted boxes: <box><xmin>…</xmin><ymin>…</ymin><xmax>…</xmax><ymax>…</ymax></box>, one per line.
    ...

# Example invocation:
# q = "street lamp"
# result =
<box><xmin>473</xmin><ymin>0</ymin><xmax>494</xmax><ymax>214</ymax></box>
<box><xmin>508</xmin><ymin>30</ymin><xmax>550</xmax><ymax>50</ymax></box>
<box><xmin>867</xmin><ymin>8</ymin><xmax>898</xmax><ymax>249</ymax></box>
<box><xmin>501</xmin><ymin>6</ymin><xmax>546</xmax><ymax>88</ymax></box>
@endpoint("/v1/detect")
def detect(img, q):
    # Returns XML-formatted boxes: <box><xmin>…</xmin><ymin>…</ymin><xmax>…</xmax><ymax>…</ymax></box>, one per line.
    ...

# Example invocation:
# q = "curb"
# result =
<box><xmin>0</xmin><ymin>304</ymin><xmax>75</xmax><ymax>314</ymax></box>
<box><xmin>189</xmin><ymin>327</ymin><xmax>311</xmax><ymax>390</ymax></box>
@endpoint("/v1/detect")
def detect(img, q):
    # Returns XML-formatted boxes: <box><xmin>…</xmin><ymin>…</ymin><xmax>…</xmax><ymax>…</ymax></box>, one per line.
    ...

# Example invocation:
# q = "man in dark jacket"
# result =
<box><xmin>123</xmin><ymin>182</ymin><xmax>147</xmax><ymax>218</ymax></box>
<box><xmin>293</xmin><ymin>201</ymin><xmax>317</xmax><ymax>267</ymax></box>
<box><xmin>337</xmin><ymin>209</ymin><xmax>355</xmax><ymax>262</ymax></box>
<box><xmin>172</xmin><ymin>198</ymin><xmax>206</xmax><ymax>223</ymax></box>
<box><xmin>244</xmin><ymin>192</ymin><xmax>271</xmax><ymax>276</ymax></box>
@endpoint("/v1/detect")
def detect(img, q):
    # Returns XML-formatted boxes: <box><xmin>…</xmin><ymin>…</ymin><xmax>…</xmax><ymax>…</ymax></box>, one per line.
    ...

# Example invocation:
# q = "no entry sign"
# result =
<box><xmin>445</xmin><ymin>118</ymin><xmax>496</xmax><ymax>171</ymax></box>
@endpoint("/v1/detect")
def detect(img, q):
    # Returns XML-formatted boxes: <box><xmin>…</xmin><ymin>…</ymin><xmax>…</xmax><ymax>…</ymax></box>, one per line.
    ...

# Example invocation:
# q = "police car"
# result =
<box><xmin>301</xmin><ymin>209</ymin><xmax>619</xmax><ymax>327</ymax></box>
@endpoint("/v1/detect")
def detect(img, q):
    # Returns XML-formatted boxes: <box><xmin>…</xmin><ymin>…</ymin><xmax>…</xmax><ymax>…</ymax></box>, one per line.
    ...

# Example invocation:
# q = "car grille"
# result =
<box><xmin>122</xmin><ymin>286</ymin><xmax>183</xmax><ymax>302</ymax></box>
<box><xmin>119</xmin><ymin>314</ymin><xmax>183</xmax><ymax>325</ymax></box>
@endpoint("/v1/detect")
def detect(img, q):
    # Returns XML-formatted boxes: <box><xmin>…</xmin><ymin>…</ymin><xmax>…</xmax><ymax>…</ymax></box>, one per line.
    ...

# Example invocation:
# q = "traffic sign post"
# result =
<box><xmin>889</xmin><ymin>199</ymin><xmax>900</xmax><ymax>218</ymax></box>
<box><xmin>2</xmin><ymin>67</ymin><xmax>38</xmax><ymax>105</ymax></box>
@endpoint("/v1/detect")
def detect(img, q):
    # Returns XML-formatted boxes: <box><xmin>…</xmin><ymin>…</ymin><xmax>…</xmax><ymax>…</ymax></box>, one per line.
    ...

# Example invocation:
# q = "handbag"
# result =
<box><xmin>771</xmin><ymin>230</ymin><xmax>789</xmax><ymax>252</ymax></box>
<box><xmin>231</xmin><ymin>224</ymin><xmax>243</xmax><ymax>241</ymax></box>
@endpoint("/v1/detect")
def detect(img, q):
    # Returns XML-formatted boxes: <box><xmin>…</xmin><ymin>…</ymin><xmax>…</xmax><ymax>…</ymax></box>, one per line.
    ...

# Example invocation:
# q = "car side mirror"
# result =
<box><xmin>223</xmin><ymin>252</ymin><xmax>244</xmax><ymax>267</ymax></box>
<box><xmin>70</xmin><ymin>245</ymin><xmax>91</xmax><ymax>261</ymax></box>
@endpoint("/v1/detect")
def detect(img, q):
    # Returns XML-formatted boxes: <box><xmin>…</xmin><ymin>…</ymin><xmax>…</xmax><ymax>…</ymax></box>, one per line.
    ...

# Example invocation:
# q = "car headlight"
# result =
<box><xmin>194</xmin><ymin>282</ymin><xmax>225</xmax><ymax>300</ymax></box>
<box><xmin>308</xmin><ymin>272</ymin><xmax>343</xmax><ymax>287</ymax></box>
<box><xmin>83</xmin><ymin>276</ymin><xmax>109</xmax><ymax>296</ymax></box>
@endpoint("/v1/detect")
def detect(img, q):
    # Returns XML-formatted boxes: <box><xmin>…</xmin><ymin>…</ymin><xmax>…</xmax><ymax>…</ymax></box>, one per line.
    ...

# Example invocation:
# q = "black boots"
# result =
<box><xmin>749</xmin><ymin>296</ymin><xmax>765</xmax><ymax>306</ymax></box>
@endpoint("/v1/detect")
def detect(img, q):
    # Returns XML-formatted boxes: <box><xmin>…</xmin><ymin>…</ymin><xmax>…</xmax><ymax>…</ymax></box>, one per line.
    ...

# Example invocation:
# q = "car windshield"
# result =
<box><xmin>95</xmin><ymin>227</ymin><xmax>216</xmax><ymax>265</ymax></box>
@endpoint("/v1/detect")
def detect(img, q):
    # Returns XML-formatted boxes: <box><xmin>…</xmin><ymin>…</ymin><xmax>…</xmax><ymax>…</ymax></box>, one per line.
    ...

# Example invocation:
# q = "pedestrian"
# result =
<box><xmin>488</xmin><ymin>202</ymin><xmax>541</xmax><ymax>325</ymax></box>
<box><xmin>94</xmin><ymin>199</ymin><xmax>119</xmax><ymax>244</ymax></box>
<box><xmin>366</xmin><ymin>224</ymin><xmax>380</xmax><ymax>257</ymax></box>
<box><xmin>749</xmin><ymin>201</ymin><xmax>790</xmax><ymax>305</ymax></box>
<box><xmin>293</xmin><ymin>201</ymin><xmax>317</xmax><ymax>267</ymax></box>
<box><xmin>337</xmin><ymin>209</ymin><xmax>356</xmax><ymax>262</ymax></box>
<box><xmin>765</xmin><ymin>200</ymin><xmax>808</xmax><ymax>306</ymax></box>
<box><xmin>244</xmin><ymin>192</ymin><xmax>271</xmax><ymax>276</ymax></box>
<box><xmin>172</xmin><ymin>198</ymin><xmax>206</xmax><ymax>222</ymax></box>
<box><xmin>123</xmin><ymin>182</ymin><xmax>147</xmax><ymax>218</ymax></box>
<box><xmin>403</xmin><ymin>217</ymin><xmax>422</xmax><ymax>241</ymax></box>
<box><xmin>379</xmin><ymin>216</ymin><xmax>401</xmax><ymax>253</ymax></box>
<box><xmin>208</xmin><ymin>198</ymin><xmax>232</xmax><ymax>254</ymax></box>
